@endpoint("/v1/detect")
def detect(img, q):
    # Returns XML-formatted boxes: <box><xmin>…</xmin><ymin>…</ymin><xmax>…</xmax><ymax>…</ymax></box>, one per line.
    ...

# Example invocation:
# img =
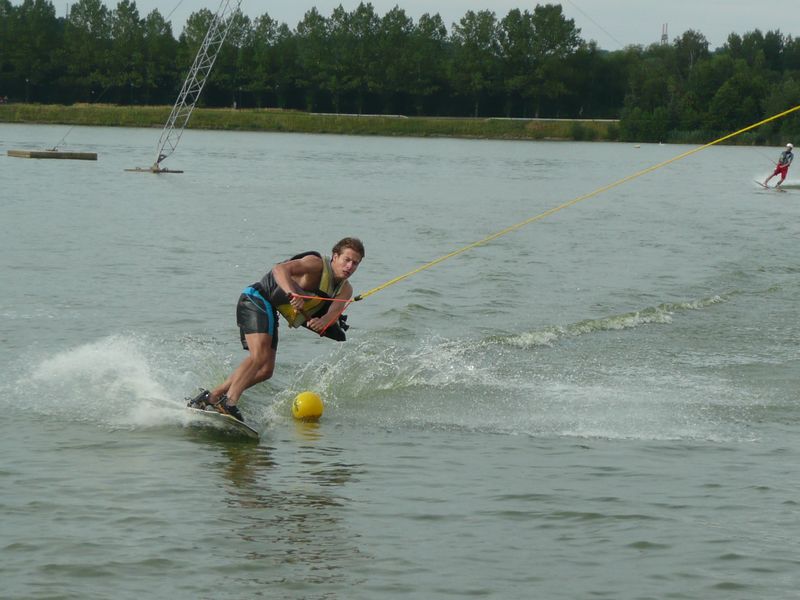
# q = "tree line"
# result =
<box><xmin>1</xmin><ymin>0</ymin><xmax>799</xmax><ymax>142</ymax></box>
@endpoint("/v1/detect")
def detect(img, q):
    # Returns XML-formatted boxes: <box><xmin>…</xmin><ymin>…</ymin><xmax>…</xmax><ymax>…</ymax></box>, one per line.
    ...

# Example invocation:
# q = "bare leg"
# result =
<box><xmin>211</xmin><ymin>333</ymin><xmax>276</xmax><ymax>405</ymax></box>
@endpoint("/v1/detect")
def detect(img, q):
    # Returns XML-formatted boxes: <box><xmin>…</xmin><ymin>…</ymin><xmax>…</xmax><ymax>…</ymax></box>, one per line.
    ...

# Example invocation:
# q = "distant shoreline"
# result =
<box><xmin>0</xmin><ymin>103</ymin><xmax>620</xmax><ymax>142</ymax></box>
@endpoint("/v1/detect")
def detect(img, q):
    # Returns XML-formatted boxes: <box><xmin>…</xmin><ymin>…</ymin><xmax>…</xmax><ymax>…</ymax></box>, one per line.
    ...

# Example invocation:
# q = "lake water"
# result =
<box><xmin>2</xmin><ymin>123</ymin><xmax>800</xmax><ymax>599</ymax></box>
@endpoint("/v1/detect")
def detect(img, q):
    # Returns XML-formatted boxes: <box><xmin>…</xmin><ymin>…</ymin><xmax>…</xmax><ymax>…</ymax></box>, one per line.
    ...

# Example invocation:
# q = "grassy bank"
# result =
<box><xmin>0</xmin><ymin>103</ymin><xmax>620</xmax><ymax>142</ymax></box>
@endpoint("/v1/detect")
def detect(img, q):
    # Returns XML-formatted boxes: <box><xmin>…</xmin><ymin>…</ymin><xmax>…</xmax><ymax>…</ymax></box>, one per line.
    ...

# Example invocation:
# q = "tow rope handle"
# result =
<box><xmin>289</xmin><ymin>293</ymin><xmax>353</xmax><ymax>337</ymax></box>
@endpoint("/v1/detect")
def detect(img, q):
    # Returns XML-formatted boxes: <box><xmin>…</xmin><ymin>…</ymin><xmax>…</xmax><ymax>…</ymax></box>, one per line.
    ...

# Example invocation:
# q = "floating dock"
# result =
<box><xmin>7</xmin><ymin>149</ymin><xmax>98</xmax><ymax>161</ymax></box>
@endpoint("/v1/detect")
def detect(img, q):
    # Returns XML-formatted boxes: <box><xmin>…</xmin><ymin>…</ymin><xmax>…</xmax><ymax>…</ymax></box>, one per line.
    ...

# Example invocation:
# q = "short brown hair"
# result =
<box><xmin>332</xmin><ymin>237</ymin><xmax>365</xmax><ymax>258</ymax></box>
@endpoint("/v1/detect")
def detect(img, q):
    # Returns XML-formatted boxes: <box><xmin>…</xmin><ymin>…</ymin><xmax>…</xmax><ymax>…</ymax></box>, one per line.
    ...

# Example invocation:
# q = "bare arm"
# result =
<box><xmin>271</xmin><ymin>255</ymin><xmax>323</xmax><ymax>311</ymax></box>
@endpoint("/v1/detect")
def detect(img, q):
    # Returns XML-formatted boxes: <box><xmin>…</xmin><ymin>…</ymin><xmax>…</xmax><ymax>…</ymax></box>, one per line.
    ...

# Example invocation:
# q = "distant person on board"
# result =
<box><xmin>187</xmin><ymin>237</ymin><xmax>365</xmax><ymax>422</ymax></box>
<box><xmin>764</xmin><ymin>143</ymin><xmax>794</xmax><ymax>188</ymax></box>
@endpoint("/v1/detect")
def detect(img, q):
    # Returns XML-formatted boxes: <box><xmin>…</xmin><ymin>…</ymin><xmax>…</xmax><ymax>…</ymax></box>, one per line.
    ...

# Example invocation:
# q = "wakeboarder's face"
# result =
<box><xmin>332</xmin><ymin>249</ymin><xmax>362</xmax><ymax>280</ymax></box>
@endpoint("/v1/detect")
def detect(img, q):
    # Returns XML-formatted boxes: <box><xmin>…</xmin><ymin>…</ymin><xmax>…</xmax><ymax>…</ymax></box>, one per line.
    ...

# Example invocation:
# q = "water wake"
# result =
<box><xmin>5</xmin><ymin>291</ymin><xmax>758</xmax><ymax>443</ymax></box>
<box><xmin>10</xmin><ymin>334</ymin><xmax>241</xmax><ymax>430</ymax></box>
<box><xmin>288</xmin><ymin>293</ymin><xmax>761</xmax><ymax>441</ymax></box>
<box><xmin>502</xmin><ymin>294</ymin><xmax>726</xmax><ymax>349</ymax></box>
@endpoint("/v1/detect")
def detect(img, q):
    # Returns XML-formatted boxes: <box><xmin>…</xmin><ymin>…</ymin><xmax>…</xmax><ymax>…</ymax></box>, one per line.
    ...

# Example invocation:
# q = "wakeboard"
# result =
<box><xmin>186</xmin><ymin>405</ymin><xmax>260</xmax><ymax>439</ymax></box>
<box><xmin>755</xmin><ymin>180</ymin><xmax>787</xmax><ymax>192</ymax></box>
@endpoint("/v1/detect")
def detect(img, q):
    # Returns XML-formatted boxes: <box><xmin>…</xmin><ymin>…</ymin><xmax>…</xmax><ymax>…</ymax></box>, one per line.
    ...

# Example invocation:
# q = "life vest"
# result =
<box><xmin>275</xmin><ymin>251</ymin><xmax>347</xmax><ymax>328</ymax></box>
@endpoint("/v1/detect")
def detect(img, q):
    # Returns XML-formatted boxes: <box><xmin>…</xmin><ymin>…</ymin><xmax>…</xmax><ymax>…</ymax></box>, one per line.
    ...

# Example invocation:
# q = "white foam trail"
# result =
<box><xmin>19</xmin><ymin>335</ymin><xmax>184</xmax><ymax>428</ymax></box>
<box><xmin>506</xmin><ymin>295</ymin><xmax>725</xmax><ymax>349</ymax></box>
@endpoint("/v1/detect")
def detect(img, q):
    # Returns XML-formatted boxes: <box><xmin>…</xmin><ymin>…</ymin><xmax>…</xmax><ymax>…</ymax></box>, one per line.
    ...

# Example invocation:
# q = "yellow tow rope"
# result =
<box><xmin>354</xmin><ymin>104</ymin><xmax>800</xmax><ymax>302</ymax></box>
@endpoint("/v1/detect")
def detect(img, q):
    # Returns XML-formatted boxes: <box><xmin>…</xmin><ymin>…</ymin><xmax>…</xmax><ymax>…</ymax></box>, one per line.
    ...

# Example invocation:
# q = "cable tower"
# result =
<box><xmin>132</xmin><ymin>0</ymin><xmax>242</xmax><ymax>173</ymax></box>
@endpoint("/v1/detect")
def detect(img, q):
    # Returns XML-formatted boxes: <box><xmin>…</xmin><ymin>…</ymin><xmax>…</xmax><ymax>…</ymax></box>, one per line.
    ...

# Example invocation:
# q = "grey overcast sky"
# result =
<box><xmin>75</xmin><ymin>1</ymin><xmax>799</xmax><ymax>51</ymax></box>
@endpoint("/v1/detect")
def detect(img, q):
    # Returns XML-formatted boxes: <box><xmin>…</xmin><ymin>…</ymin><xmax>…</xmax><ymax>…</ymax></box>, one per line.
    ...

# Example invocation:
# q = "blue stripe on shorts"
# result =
<box><xmin>242</xmin><ymin>286</ymin><xmax>276</xmax><ymax>336</ymax></box>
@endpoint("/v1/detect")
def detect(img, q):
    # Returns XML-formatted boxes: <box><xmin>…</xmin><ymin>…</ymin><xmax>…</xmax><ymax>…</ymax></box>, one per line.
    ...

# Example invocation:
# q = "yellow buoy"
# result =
<box><xmin>292</xmin><ymin>391</ymin><xmax>324</xmax><ymax>421</ymax></box>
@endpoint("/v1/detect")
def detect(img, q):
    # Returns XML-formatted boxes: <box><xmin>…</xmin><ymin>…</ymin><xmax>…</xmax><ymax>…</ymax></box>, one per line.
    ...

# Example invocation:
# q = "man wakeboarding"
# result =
<box><xmin>187</xmin><ymin>237</ymin><xmax>365</xmax><ymax>422</ymax></box>
<box><xmin>764</xmin><ymin>143</ymin><xmax>794</xmax><ymax>188</ymax></box>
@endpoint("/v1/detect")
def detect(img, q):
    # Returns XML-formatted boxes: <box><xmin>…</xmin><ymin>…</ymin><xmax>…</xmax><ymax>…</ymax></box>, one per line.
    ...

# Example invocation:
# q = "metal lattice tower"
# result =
<box><xmin>151</xmin><ymin>0</ymin><xmax>242</xmax><ymax>172</ymax></box>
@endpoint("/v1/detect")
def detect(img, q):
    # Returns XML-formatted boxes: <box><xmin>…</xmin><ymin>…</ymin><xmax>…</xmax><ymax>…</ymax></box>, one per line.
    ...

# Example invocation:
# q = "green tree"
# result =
<box><xmin>327</xmin><ymin>6</ymin><xmax>352</xmax><ymax>112</ymax></box>
<box><xmin>566</xmin><ymin>41</ymin><xmax>629</xmax><ymax>119</ymax></box>
<box><xmin>407</xmin><ymin>13</ymin><xmax>448</xmax><ymax>115</ymax></box>
<box><xmin>451</xmin><ymin>10</ymin><xmax>499</xmax><ymax>116</ymax></box>
<box><xmin>708</xmin><ymin>67</ymin><xmax>768</xmax><ymax>131</ymax></box>
<box><xmin>340</xmin><ymin>2</ymin><xmax>380</xmax><ymax>114</ymax></box>
<box><xmin>760</xmin><ymin>76</ymin><xmax>800</xmax><ymax>142</ymax></box>
<box><xmin>762</xmin><ymin>30</ymin><xmax>785</xmax><ymax>71</ymax></box>
<box><xmin>674</xmin><ymin>30</ymin><xmax>709</xmax><ymax>78</ymax></box>
<box><xmin>13</xmin><ymin>0</ymin><xmax>61</xmax><ymax>102</ymax></box>
<box><xmin>527</xmin><ymin>3</ymin><xmax>581</xmax><ymax>116</ymax></box>
<box><xmin>0</xmin><ymin>0</ymin><xmax>14</xmax><ymax>97</ymax></box>
<box><xmin>783</xmin><ymin>35</ymin><xmax>800</xmax><ymax>71</ymax></box>
<box><xmin>208</xmin><ymin>10</ymin><xmax>251</xmax><ymax>108</ymax></box>
<box><xmin>375</xmin><ymin>6</ymin><xmax>414</xmax><ymax>114</ymax></box>
<box><xmin>681</xmin><ymin>52</ymin><xmax>736</xmax><ymax>130</ymax></box>
<box><xmin>178</xmin><ymin>8</ymin><xmax>213</xmax><ymax>70</ymax></box>
<box><xmin>625</xmin><ymin>44</ymin><xmax>675</xmax><ymax>112</ymax></box>
<box><xmin>141</xmin><ymin>9</ymin><xmax>178</xmax><ymax>104</ymax></box>
<box><xmin>63</xmin><ymin>0</ymin><xmax>111</xmax><ymax>102</ymax></box>
<box><xmin>109</xmin><ymin>0</ymin><xmax>144</xmax><ymax>104</ymax></box>
<box><xmin>497</xmin><ymin>8</ymin><xmax>535</xmax><ymax>116</ymax></box>
<box><xmin>294</xmin><ymin>8</ymin><xmax>330</xmax><ymax>111</ymax></box>
<box><xmin>726</xmin><ymin>30</ymin><xmax>767</xmax><ymax>68</ymax></box>
<box><xmin>248</xmin><ymin>13</ymin><xmax>280</xmax><ymax>107</ymax></box>
<box><xmin>271</xmin><ymin>23</ymin><xmax>298</xmax><ymax>109</ymax></box>
<box><xmin>179</xmin><ymin>7</ymin><xmax>251</xmax><ymax>107</ymax></box>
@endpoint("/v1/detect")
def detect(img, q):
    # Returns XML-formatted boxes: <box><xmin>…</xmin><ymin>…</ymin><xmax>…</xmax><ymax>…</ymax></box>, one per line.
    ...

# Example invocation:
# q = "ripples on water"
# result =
<box><xmin>2</xmin><ymin>125</ymin><xmax>800</xmax><ymax>598</ymax></box>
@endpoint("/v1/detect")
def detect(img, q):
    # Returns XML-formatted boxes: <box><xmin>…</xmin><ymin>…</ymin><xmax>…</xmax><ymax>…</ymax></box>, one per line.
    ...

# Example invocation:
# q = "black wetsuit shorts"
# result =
<box><xmin>236</xmin><ymin>286</ymin><xmax>279</xmax><ymax>351</ymax></box>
